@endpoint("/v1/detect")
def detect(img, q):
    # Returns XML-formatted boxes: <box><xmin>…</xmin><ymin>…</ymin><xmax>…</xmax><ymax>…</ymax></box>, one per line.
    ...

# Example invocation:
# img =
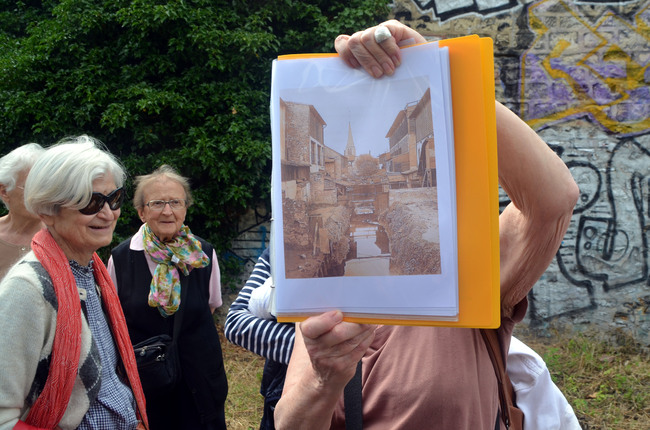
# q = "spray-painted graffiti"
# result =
<box><xmin>571</xmin><ymin>139</ymin><xmax>649</xmax><ymax>290</ymax></box>
<box><xmin>525</xmin><ymin>127</ymin><xmax>650</xmax><ymax>342</ymax></box>
<box><xmin>522</xmin><ymin>0</ymin><xmax>650</xmax><ymax>136</ymax></box>
<box><xmin>399</xmin><ymin>0</ymin><xmax>642</xmax><ymax>23</ymax></box>
<box><xmin>403</xmin><ymin>0</ymin><xmax>520</xmax><ymax>22</ymax></box>
<box><xmin>512</xmin><ymin>1</ymin><xmax>650</xmax><ymax>341</ymax></box>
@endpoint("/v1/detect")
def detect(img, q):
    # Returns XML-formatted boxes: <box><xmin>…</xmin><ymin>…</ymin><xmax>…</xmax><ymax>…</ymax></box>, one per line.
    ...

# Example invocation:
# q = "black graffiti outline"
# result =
<box><xmin>553</xmin><ymin>138</ymin><xmax>649</xmax><ymax>292</ymax></box>
<box><xmin>404</xmin><ymin>0</ymin><xmax>640</xmax><ymax>23</ymax></box>
<box><xmin>528</xmin><ymin>136</ymin><xmax>650</xmax><ymax>325</ymax></box>
<box><xmin>598</xmin><ymin>138</ymin><xmax>649</xmax><ymax>290</ymax></box>
<box><xmin>565</xmin><ymin>161</ymin><xmax>602</xmax><ymax>214</ymax></box>
<box><xmin>409</xmin><ymin>0</ymin><xmax>519</xmax><ymax>22</ymax></box>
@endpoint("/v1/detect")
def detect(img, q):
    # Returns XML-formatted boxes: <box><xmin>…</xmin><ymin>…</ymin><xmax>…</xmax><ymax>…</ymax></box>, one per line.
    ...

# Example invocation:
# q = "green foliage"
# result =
<box><xmin>0</xmin><ymin>0</ymin><xmax>390</xmax><ymax>265</ymax></box>
<box><xmin>520</xmin><ymin>328</ymin><xmax>650</xmax><ymax>429</ymax></box>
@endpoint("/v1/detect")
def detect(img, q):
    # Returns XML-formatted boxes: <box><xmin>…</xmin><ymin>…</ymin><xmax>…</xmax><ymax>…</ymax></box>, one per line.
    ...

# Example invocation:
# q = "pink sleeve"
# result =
<box><xmin>208</xmin><ymin>249</ymin><xmax>222</xmax><ymax>312</ymax></box>
<box><xmin>107</xmin><ymin>256</ymin><xmax>118</xmax><ymax>290</ymax></box>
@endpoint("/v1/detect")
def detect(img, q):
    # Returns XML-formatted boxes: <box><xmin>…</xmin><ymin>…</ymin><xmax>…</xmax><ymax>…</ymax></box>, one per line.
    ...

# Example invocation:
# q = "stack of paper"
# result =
<box><xmin>269</xmin><ymin>35</ymin><xmax>499</xmax><ymax>327</ymax></box>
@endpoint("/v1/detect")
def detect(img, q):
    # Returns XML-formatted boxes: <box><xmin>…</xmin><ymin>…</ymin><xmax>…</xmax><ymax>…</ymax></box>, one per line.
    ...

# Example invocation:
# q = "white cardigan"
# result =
<box><xmin>0</xmin><ymin>253</ymin><xmax>101</xmax><ymax>430</ymax></box>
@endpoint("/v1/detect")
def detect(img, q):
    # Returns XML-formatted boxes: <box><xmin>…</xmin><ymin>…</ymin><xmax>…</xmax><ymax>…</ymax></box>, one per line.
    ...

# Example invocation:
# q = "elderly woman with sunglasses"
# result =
<box><xmin>0</xmin><ymin>142</ymin><xmax>45</xmax><ymax>280</ymax></box>
<box><xmin>107</xmin><ymin>165</ymin><xmax>228</xmax><ymax>430</ymax></box>
<box><xmin>0</xmin><ymin>135</ymin><xmax>148</xmax><ymax>430</ymax></box>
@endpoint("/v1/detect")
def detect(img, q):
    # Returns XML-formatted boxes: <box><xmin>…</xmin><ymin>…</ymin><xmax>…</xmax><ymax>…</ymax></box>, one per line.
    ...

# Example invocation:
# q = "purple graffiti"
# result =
<box><xmin>523</xmin><ymin>0</ymin><xmax>650</xmax><ymax>135</ymax></box>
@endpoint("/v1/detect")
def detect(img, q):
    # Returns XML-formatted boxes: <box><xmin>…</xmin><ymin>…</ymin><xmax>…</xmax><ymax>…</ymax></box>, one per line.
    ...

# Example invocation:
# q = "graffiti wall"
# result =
<box><xmin>390</xmin><ymin>0</ymin><xmax>650</xmax><ymax>344</ymax></box>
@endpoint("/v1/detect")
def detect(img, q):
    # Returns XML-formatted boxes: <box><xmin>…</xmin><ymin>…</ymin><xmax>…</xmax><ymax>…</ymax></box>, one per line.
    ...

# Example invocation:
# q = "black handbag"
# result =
<box><xmin>133</xmin><ymin>275</ymin><xmax>187</xmax><ymax>394</ymax></box>
<box><xmin>133</xmin><ymin>333</ymin><xmax>180</xmax><ymax>392</ymax></box>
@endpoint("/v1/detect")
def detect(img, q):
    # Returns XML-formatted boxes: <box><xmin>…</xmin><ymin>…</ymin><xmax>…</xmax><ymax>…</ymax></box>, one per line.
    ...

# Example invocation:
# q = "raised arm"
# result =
<box><xmin>495</xmin><ymin>102</ymin><xmax>578</xmax><ymax>316</ymax></box>
<box><xmin>275</xmin><ymin>20</ymin><xmax>579</xmax><ymax>429</ymax></box>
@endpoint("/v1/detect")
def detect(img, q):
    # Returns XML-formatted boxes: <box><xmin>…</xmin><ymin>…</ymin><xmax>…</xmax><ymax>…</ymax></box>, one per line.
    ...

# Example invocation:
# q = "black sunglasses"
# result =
<box><xmin>79</xmin><ymin>187</ymin><xmax>125</xmax><ymax>215</ymax></box>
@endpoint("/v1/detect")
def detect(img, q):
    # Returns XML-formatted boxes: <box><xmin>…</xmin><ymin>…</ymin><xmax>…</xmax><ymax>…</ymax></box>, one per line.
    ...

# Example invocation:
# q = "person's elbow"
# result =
<box><xmin>538</xmin><ymin>167</ymin><xmax>579</xmax><ymax>226</ymax></box>
<box><xmin>541</xmin><ymin>174</ymin><xmax>579</xmax><ymax>247</ymax></box>
<box><xmin>558</xmin><ymin>174</ymin><xmax>580</xmax><ymax>222</ymax></box>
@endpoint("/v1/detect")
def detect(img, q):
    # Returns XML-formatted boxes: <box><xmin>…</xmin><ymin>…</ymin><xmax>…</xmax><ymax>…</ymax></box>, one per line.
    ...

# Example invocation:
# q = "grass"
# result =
<box><xmin>219</xmin><ymin>325</ymin><xmax>265</xmax><ymax>430</ymax></box>
<box><xmin>516</xmin><ymin>327</ymin><xmax>650</xmax><ymax>430</ymax></box>
<box><xmin>216</xmin><ymin>322</ymin><xmax>649</xmax><ymax>430</ymax></box>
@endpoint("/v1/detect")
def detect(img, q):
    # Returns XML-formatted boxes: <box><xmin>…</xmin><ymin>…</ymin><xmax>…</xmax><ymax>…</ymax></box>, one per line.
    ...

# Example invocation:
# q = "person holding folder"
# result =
<box><xmin>274</xmin><ymin>20</ymin><xmax>579</xmax><ymax>430</ymax></box>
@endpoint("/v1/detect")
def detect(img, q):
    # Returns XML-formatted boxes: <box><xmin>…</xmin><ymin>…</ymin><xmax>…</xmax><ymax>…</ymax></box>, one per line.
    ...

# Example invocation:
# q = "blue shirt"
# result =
<box><xmin>71</xmin><ymin>261</ymin><xmax>139</xmax><ymax>430</ymax></box>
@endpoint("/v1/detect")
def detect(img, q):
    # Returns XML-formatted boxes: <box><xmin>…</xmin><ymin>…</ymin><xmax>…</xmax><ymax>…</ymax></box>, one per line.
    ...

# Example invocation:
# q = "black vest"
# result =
<box><xmin>111</xmin><ymin>237</ymin><xmax>227</xmax><ymax>424</ymax></box>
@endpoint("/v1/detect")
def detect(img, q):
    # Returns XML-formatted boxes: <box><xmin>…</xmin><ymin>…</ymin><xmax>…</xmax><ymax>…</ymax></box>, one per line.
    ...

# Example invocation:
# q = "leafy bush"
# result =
<box><xmin>0</xmin><ymin>0</ymin><xmax>390</xmax><ymax>267</ymax></box>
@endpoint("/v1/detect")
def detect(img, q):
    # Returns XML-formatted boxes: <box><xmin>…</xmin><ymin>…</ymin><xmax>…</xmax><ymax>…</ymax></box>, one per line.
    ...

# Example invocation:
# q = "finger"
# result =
<box><xmin>360</xmin><ymin>27</ymin><xmax>400</xmax><ymax>77</ymax></box>
<box><xmin>320</xmin><ymin>322</ymin><xmax>376</xmax><ymax>356</ymax></box>
<box><xmin>381</xmin><ymin>19</ymin><xmax>426</xmax><ymax>46</ymax></box>
<box><xmin>306</xmin><ymin>324</ymin><xmax>376</xmax><ymax>383</ymax></box>
<box><xmin>348</xmin><ymin>25</ymin><xmax>402</xmax><ymax>78</ymax></box>
<box><xmin>300</xmin><ymin>310</ymin><xmax>344</xmax><ymax>340</ymax></box>
<box><xmin>336</xmin><ymin>29</ymin><xmax>387</xmax><ymax>78</ymax></box>
<box><xmin>334</xmin><ymin>34</ymin><xmax>360</xmax><ymax>69</ymax></box>
<box><xmin>335</xmin><ymin>20</ymin><xmax>427</xmax><ymax>79</ymax></box>
<box><xmin>304</xmin><ymin>322</ymin><xmax>376</xmax><ymax>365</ymax></box>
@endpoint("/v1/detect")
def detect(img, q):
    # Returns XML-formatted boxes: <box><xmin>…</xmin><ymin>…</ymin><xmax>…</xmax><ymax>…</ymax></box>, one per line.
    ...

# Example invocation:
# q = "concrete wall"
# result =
<box><xmin>390</xmin><ymin>0</ymin><xmax>650</xmax><ymax>344</ymax></box>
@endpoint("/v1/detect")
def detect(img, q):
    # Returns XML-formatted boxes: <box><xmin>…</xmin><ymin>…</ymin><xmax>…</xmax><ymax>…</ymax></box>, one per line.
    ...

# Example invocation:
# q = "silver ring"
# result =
<box><xmin>374</xmin><ymin>25</ymin><xmax>392</xmax><ymax>44</ymax></box>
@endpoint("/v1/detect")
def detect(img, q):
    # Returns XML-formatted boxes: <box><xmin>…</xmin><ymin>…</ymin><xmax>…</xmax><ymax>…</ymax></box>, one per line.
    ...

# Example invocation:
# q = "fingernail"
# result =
<box><xmin>382</xmin><ymin>62</ymin><xmax>394</xmax><ymax>76</ymax></box>
<box><xmin>392</xmin><ymin>55</ymin><xmax>401</xmax><ymax>67</ymax></box>
<box><xmin>371</xmin><ymin>66</ymin><xmax>383</xmax><ymax>78</ymax></box>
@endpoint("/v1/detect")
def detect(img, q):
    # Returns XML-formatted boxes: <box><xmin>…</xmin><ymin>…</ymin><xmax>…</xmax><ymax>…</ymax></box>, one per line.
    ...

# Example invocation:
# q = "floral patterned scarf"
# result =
<box><xmin>142</xmin><ymin>223</ymin><xmax>209</xmax><ymax>316</ymax></box>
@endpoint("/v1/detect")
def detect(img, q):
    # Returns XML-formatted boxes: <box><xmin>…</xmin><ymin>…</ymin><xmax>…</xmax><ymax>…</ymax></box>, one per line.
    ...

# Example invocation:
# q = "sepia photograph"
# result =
<box><xmin>278</xmin><ymin>78</ymin><xmax>441</xmax><ymax>279</ymax></box>
<box><xmin>270</xmin><ymin>42</ymin><xmax>460</xmax><ymax>320</ymax></box>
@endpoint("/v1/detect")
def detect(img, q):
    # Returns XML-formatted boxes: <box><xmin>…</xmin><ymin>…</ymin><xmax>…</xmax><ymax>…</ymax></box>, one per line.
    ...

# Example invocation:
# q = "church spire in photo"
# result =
<box><xmin>344</xmin><ymin>122</ymin><xmax>356</xmax><ymax>162</ymax></box>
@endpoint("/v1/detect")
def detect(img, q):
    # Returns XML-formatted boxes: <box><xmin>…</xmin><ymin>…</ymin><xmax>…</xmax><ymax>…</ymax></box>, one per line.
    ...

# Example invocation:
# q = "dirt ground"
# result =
<box><xmin>283</xmin><ymin>204</ymin><xmax>352</xmax><ymax>279</ymax></box>
<box><xmin>379</xmin><ymin>188</ymin><xmax>441</xmax><ymax>275</ymax></box>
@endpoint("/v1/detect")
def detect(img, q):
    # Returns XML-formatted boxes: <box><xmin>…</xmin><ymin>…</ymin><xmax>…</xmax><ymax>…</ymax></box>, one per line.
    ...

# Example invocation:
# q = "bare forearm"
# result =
<box><xmin>274</xmin><ymin>369</ymin><xmax>343</xmax><ymax>430</ymax></box>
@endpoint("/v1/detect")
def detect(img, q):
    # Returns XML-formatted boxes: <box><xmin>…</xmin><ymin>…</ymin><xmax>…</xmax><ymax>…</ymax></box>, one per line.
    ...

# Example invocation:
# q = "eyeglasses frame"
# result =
<box><xmin>145</xmin><ymin>199</ymin><xmax>187</xmax><ymax>211</ymax></box>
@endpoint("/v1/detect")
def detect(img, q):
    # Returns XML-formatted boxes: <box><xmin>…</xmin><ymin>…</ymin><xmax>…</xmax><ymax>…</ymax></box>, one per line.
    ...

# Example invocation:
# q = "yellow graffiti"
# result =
<box><xmin>523</xmin><ymin>0</ymin><xmax>650</xmax><ymax>135</ymax></box>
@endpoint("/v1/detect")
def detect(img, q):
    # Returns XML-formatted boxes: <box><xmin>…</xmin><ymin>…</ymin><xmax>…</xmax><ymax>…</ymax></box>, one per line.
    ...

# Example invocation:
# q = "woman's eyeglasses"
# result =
<box><xmin>79</xmin><ymin>187</ymin><xmax>125</xmax><ymax>215</ymax></box>
<box><xmin>145</xmin><ymin>199</ymin><xmax>186</xmax><ymax>211</ymax></box>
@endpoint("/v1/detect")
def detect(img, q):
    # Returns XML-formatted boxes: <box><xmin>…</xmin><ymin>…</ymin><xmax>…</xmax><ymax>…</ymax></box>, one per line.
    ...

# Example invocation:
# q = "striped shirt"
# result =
<box><xmin>224</xmin><ymin>249</ymin><xmax>295</xmax><ymax>364</ymax></box>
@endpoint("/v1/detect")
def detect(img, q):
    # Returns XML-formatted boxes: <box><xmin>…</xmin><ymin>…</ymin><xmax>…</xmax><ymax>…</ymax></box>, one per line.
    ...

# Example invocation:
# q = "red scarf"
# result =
<box><xmin>25</xmin><ymin>229</ymin><xmax>148</xmax><ymax>429</ymax></box>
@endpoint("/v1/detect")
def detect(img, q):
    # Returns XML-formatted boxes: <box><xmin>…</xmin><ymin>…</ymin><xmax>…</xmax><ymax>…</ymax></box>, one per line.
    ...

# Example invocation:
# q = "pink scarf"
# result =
<box><xmin>24</xmin><ymin>229</ymin><xmax>148</xmax><ymax>429</ymax></box>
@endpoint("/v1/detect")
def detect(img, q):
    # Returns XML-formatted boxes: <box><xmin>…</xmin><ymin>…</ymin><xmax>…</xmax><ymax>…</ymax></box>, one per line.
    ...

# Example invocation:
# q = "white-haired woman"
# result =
<box><xmin>0</xmin><ymin>136</ymin><xmax>148</xmax><ymax>430</ymax></box>
<box><xmin>0</xmin><ymin>143</ymin><xmax>45</xmax><ymax>279</ymax></box>
<box><xmin>108</xmin><ymin>164</ymin><xmax>227</xmax><ymax>430</ymax></box>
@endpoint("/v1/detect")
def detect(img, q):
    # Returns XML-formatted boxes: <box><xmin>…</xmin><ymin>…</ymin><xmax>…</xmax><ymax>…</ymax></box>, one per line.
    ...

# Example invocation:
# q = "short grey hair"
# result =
<box><xmin>132</xmin><ymin>164</ymin><xmax>193</xmax><ymax>210</ymax></box>
<box><xmin>24</xmin><ymin>135</ymin><xmax>126</xmax><ymax>216</ymax></box>
<box><xmin>0</xmin><ymin>142</ymin><xmax>45</xmax><ymax>192</ymax></box>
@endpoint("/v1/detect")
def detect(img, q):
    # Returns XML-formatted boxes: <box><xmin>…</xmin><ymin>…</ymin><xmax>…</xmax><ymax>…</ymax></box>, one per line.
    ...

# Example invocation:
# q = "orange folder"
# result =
<box><xmin>277</xmin><ymin>36</ymin><xmax>500</xmax><ymax>328</ymax></box>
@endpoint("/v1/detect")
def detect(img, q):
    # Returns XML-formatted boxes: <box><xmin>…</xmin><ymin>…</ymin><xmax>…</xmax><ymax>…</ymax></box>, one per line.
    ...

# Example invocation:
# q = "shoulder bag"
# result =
<box><xmin>133</xmin><ymin>275</ymin><xmax>187</xmax><ymax>394</ymax></box>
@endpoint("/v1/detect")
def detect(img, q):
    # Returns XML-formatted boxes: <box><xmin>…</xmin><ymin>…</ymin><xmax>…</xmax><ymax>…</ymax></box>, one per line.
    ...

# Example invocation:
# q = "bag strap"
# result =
<box><xmin>344</xmin><ymin>360</ymin><xmax>363</xmax><ymax>430</ymax></box>
<box><xmin>480</xmin><ymin>328</ymin><xmax>517</xmax><ymax>430</ymax></box>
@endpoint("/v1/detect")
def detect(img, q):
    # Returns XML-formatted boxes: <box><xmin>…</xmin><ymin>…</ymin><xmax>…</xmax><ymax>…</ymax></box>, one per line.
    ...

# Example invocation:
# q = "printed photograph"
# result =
<box><xmin>278</xmin><ymin>78</ymin><xmax>441</xmax><ymax>278</ymax></box>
